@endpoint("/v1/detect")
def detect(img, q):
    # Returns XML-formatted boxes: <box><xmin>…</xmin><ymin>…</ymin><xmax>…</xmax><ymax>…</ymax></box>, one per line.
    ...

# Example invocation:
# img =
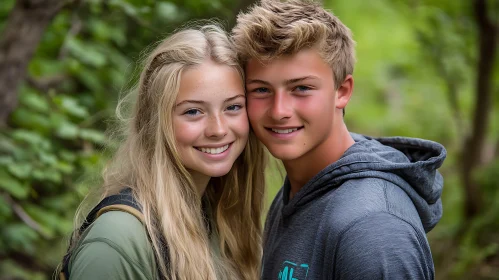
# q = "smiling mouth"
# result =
<box><xmin>195</xmin><ymin>143</ymin><xmax>231</xmax><ymax>154</ymax></box>
<box><xmin>268</xmin><ymin>127</ymin><xmax>303</xmax><ymax>134</ymax></box>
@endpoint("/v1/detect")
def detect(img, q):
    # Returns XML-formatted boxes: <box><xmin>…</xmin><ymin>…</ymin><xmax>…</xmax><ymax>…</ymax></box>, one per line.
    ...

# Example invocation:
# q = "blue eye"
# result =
<box><xmin>251</xmin><ymin>87</ymin><xmax>269</xmax><ymax>94</ymax></box>
<box><xmin>294</xmin><ymin>85</ymin><xmax>311</xmax><ymax>92</ymax></box>
<box><xmin>184</xmin><ymin>109</ymin><xmax>201</xmax><ymax>116</ymax></box>
<box><xmin>227</xmin><ymin>104</ymin><xmax>243</xmax><ymax>111</ymax></box>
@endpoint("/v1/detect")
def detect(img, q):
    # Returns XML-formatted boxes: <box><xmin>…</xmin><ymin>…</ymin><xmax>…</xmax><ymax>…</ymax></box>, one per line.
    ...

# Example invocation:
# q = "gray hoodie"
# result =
<box><xmin>261</xmin><ymin>133</ymin><xmax>446</xmax><ymax>280</ymax></box>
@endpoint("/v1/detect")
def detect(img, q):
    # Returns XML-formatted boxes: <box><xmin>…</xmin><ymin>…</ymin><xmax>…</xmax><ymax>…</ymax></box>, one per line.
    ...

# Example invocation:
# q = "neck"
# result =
<box><xmin>284</xmin><ymin>121</ymin><xmax>354</xmax><ymax>200</ymax></box>
<box><xmin>189</xmin><ymin>171</ymin><xmax>211</xmax><ymax>196</ymax></box>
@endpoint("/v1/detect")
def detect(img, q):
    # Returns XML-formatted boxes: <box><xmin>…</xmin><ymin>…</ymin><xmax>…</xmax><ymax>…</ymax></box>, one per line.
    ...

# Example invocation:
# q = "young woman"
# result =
<box><xmin>61</xmin><ymin>24</ymin><xmax>267</xmax><ymax>280</ymax></box>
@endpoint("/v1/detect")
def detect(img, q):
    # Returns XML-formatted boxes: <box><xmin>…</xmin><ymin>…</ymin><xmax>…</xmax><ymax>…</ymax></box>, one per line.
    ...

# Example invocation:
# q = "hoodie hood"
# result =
<box><xmin>282</xmin><ymin>133</ymin><xmax>446</xmax><ymax>232</ymax></box>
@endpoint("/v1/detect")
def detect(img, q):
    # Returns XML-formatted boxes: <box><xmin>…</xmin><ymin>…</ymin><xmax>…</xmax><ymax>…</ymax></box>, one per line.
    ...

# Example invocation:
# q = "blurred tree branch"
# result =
<box><xmin>461</xmin><ymin>0</ymin><xmax>498</xmax><ymax>219</ymax></box>
<box><xmin>58</xmin><ymin>8</ymin><xmax>82</xmax><ymax>60</ymax></box>
<box><xmin>26</xmin><ymin>74</ymin><xmax>67</xmax><ymax>92</ymax></box>
<box><xmin>2</xmin><ymin>193</ymin><xmax>48</xmax><ymax>239</ymax></box>
<box><xmin>434</xmin><ymin>47</ymin><xmax>464</xmax><ymax>139</ymax></box>
<box><xmin>0</xmin><ymin>0</ymin><xmax>76</xmax><ymax>128</ymax></box>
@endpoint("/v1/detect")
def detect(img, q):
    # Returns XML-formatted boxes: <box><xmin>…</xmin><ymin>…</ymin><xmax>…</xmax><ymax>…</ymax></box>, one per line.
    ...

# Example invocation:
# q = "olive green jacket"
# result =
<box><xmin>69</xmin><ymin>211</ymin><xmax>157</xmax><ymax>280</ymax></box>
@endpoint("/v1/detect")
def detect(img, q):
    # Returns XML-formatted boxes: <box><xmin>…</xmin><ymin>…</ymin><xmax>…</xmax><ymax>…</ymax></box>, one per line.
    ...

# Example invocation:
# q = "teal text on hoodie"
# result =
<box><xmin>261</xmin><ymin>133</ymin><xmax>446</xmax><ymax>280</ymax></box>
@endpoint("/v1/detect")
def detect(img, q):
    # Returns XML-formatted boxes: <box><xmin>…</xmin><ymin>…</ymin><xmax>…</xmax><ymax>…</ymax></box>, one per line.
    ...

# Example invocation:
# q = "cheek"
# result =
<box><xmin>173</xmin><ymin>119</ymin><xmax>202</xmax><ymax>146</ymax></box>
<box><xmin>302</xmin><ymin>93</ymin><xmax>334</xmax><ymax>114</ymax></box>
<box><xmin>231</xmin><ymin>114</ymin><xmax>250</xmax><ymax>140</ymax></box>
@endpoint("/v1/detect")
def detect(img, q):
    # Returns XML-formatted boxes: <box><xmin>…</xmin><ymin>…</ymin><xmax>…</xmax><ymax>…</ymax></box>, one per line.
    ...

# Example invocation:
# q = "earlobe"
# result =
<box><xmin>335</xmin><ymin>74</ymin><xmax>354</xmax><ymax>109</ymax></box>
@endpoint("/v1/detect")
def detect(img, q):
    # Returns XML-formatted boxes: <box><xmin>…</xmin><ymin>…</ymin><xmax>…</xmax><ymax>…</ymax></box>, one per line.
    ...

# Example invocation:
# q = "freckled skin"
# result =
<box><xmin>245</xmin><ymin>48</ymin><xmax>354</xmax><ymax>194</ymax></box>
<box><xmin>173</xmin><ymin>60</ymin><xmax>249</xmax><ymax>182</ymax></box>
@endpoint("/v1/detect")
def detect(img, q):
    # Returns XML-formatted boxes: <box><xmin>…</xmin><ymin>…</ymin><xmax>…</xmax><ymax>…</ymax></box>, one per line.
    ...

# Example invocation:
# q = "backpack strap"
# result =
<box><xmin>96</xmin><ymin>204</ymin><xmax>144</xmax><ymax>224</ymax></box>
<box><xmin>79</xmin><ymin>188</ymin><xmax>143</xmax><ymax>234</ymax></box>
<box><xmin>60</xmin><ymin>188</ymin><xmax>143</xmax><ymax>280</ymax></box>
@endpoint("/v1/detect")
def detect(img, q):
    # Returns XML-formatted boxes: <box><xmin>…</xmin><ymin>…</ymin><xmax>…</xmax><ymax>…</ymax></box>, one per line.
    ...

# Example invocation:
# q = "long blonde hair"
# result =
<box><xmin>69</xmin><ymin>24</ymin><xmax>266</xmax><ymax>280</ymax></box>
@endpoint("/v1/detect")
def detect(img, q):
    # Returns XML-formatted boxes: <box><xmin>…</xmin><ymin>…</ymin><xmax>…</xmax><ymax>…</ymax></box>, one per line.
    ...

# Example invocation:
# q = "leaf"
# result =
<box><xmin>156</xmin><ymin>2</ymin><xmax>179</xmax><ymax>20</ymax></box>
<box><xmin>79</xmin><ymin>128</ymin><xmax>106</xmax><ymax>144</ymax></box>
<box><xmin>7</xmin><ymin>163</ymin><xmax>32</xmax><ymax>179</ymax></box>
<box><xmin>32</xmin><ymin>170</ymin><xmax>46</xmax><ymax>182</ymax></box>
<box><xmin>59</xmin><ymin>150</ymin><xmax>77</xmax><ymax>162</ymax></box>
<box><xmin>0</xmin><ymin>135</ymin><xmax>17</xmax><ymax>153</ymax></box>
<box><xmin>43</xmin><ymin>168</ymin><xmax>62</xmax><ymax>184</ymax></box>
<box><xmin>88</xmin><ymin>18</ymin><xmax>127</xmax><ymax>46</ymax></box>
<box><xmin>0</xmin><ymin>169</ymin><xmax>29</xmax><ymax>199</ymax></box>
<box><xmin>2</xmin><ymin>223</ymin><xmax>38</xmax><ymax>253</ymax></box>
<box><xmin>55</xmin><ymin>161</ymin><xmax>74</xmax><ymax>174</ymax></box>
<box><xmin>10</xmin><ymin>108</ymin><xmax>51</xmax><ymax>133</ymax></box>
<box><xmin>11</xmin><ymin>130</ymin><xmax>43</xmax><ymax>146</ymax></box>
<box><xmin>79</xmin><ymin>152</ymin><xmax>103</xmax><ymax>167</ymax></box>
<box><xmin>31</xmin><ymin>168</ymin><xmax>62</xmax><ymax>184</ymax></box>
<box><xmin>53</xmin><ymin>95</ymin><xmax>89</xmax><ymax>119</ymax></box>
<box><xmin>19</xmin><ymin>88</ymin><xmax>50</xmax><ymax>113</ymax></box>
<box><xmin>28</xmin><ymin>57</ymin><xmax>66</xmax><ymax>77</ymax></box>
<box><xmin>7</xmin><ymin>131</ymin><xmax>49</xmax><ymax>162</ymax></box>
<box><xmin>37</xmin><ymin>151</ymin><xmax>58</xmax><ymax>167</ymax></box>
<box><xmin>25</xmin><ymin>204</ymin><xmax>61</xmax><ymax>237</ymax></box>
<box><xmin>55</xmin><ymin>122</ymin><xmax>79</xmax><ymax>139</ymax></box>
<box><xmin>66</xmin><ymin>38</ymin><xmax>107</xmax><ymax>67</ymax></box>
<box><xmin>74</xmin><ymin>67</ymin><xmax>104</xmax><ymax>92</ymax></box>
<box><xmin>0</xmin><ymin>156</ymin><xmax>14</xmax><ymax>166</ymax></box>
<box><xmin>42</xmin><ymin>193</ymin><xmax>78</xmax><ymax>212</ymax></box>
<box><xmin>110</xmin><ymin>0</ymin><xmax>140</xmax><ymax>17</ymax></box>
<box><xmin>0</xmin><ymin>195</ymin><xmax>12</xmax><ymax>217</ymax></box>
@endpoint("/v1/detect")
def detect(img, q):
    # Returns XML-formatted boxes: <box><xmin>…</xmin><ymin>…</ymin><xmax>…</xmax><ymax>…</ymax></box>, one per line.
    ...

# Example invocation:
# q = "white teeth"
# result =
<box><xmin>271</xmin><ymin>128</ymin><xmax>299</xmax><ymax>134</ymax></box>
<box><xmin>198</xmin><ymin>144</ymin><xmax>229</xmax><ymax>154</ymax></box>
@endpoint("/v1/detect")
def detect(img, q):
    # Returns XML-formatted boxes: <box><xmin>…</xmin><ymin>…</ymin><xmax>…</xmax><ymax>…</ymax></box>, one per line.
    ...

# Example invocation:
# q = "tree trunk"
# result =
<box><xmin>0</xmin><ymin>0</ymin><xmax>66</xmax><ymax>127</ymax></box>
<box><xmin>461</xmin><ymin>0</ymin><xmax>497</xmax><ymax>219</ymax></box>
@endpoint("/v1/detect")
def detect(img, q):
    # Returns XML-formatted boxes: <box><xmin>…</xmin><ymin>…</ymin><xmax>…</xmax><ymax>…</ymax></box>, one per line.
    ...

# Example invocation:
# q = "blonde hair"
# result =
<box><xmin>232</xmin><ymin>0</ymin><xmax>356</xmax><ymax>89</ymax></box>
<box><xmin>68</xmin><ymin>24</ymin><xmax>266</xmax><ymax>280</ymax></box>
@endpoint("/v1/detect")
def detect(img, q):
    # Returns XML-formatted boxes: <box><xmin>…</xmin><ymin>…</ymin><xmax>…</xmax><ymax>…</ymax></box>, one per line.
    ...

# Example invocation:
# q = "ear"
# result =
<box><xmin>335</xmin><ymin>74</ymin><xmax>354</xmax><ymax>109</ymax></box>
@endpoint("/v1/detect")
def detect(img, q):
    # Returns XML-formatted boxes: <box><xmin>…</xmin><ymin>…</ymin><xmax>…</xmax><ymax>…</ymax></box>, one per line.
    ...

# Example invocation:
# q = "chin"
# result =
<box><xmin>204</xmin><ymin>167</ymin><xmax>233</xmax><ymax>178</ymax></box>
<box><xmin>267</xmin><ymin>146</ymin><xmax>304</xmax><ymax>162</ymax></box>
<box><xmin>268</xmin><ymin>150</ymin><xmax>295</xmax><ymax>161</ymax></box>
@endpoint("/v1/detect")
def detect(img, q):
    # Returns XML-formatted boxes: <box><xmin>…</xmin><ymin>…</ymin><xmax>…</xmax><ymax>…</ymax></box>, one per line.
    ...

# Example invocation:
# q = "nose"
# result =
<box><xmin>269</xmin><ymin>91</ymin><xmax>292</xmax><ymax>121</ymax></box>
<box><xmin>205</xmin><ymin>114</ymin><xmax>228</xmax><ymax>138</ymax></box>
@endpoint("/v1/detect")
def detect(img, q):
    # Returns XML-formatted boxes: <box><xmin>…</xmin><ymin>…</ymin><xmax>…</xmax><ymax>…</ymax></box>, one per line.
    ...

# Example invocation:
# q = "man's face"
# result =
<box><xmin>245</xmin><ymin>48</ymin><xmax>349</xmax><ymax>163</ymax></box>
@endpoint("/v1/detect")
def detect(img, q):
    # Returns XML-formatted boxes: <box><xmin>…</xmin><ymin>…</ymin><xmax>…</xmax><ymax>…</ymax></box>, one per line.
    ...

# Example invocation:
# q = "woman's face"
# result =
<box><xmin>173</xmin><ymin>60</ymin><xmax>248</xmax><ymax>179</ymax></box>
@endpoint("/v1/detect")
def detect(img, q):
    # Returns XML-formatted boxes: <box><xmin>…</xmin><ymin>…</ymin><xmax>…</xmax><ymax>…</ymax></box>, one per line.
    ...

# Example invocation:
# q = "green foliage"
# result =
<box><xmin>0</xmin><ymin>85</ymin><xmax>106</xmax><ymax>276</ymax></box>
<box><xmin>449</xmin><ymin>160</ymin><xmax>499</xmax><ymax>278</ymax></box>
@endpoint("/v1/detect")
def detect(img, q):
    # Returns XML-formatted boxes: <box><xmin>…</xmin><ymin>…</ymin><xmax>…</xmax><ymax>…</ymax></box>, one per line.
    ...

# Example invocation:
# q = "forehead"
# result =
<box><xmin>245</xmin><ymin>48</ymin><xmax>332</xmax><ymax>81</ymax></box>
<box><xmin>177</xmin><ymin>61</ymin><xmax>243</xmax><ymax>101</ymax></box>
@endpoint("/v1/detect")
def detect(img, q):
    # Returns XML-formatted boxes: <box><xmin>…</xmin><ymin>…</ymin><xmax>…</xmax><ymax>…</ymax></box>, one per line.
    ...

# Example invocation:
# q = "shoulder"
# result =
<box><xmin>333</xmin><ymin>212</ymin><xmax>434</xmax><ymax>279</ymax></box>
<box><xmin>69</xmin><ymin>211</ymin><xmax>156</xmax><ymax>280</ymax></box>
<box><xmin>82</xmin><ymin>210</ymin><xmax>149</xmax><ymax>245</ymax></box>
<box><xmin>326</xmin><ymin>178</ymin><xmax>423</xmax><ymax>231</ymax></box>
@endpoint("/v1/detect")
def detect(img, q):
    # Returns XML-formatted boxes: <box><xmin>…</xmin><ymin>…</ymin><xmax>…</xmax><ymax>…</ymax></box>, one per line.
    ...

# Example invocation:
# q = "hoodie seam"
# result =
<box><xmin>301</xmin><ymin>161</ymin><xmax>382</xmax><ymax>189</ymax></box>
<box><xmin>383</xmin><ymin>182</ymin><xmax>390</xmax><ymax>213</ymax></box>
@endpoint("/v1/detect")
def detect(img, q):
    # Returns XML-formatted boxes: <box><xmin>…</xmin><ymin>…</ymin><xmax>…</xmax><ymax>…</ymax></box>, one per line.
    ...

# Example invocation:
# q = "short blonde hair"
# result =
<box><xmin>232</xmin><ymin>0</ymin><xmax>356</xmax><ymax>88</ymax></box>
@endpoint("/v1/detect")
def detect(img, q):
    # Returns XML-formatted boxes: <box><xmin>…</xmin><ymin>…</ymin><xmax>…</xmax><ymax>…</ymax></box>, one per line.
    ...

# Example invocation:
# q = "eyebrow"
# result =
<box><xmin>246</xmin><ymin>75</ymin><xmax>319</xmax><ymax>86</ymax></box>
<box><xmin>175</xmin><ymin>94</ymin><xmax>245</xmax><ymax>107</ymax></box>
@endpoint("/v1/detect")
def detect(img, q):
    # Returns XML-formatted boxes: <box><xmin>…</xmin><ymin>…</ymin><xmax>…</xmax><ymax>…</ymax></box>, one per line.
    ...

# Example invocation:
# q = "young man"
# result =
<box><xmin>232</xmin><ymin>0</ymin><xmax>446</xmax><ymax>279</ymax></box>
